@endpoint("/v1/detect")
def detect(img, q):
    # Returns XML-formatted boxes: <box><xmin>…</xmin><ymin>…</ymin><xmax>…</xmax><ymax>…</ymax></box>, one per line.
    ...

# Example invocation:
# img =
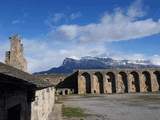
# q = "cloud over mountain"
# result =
<box><xmin>0</xmin><ymin>0</ymin><xmax>160</xmax><ymax>73</ymax></box>
<box><xmin>55</xmin><ymin>0</ymin><xmax>160</xmax><ymax>43</ymax></box>
<box><xmin>11</xmin><ymin>1</ymin><xmax>160</xmax><ymax>72</ymax></box>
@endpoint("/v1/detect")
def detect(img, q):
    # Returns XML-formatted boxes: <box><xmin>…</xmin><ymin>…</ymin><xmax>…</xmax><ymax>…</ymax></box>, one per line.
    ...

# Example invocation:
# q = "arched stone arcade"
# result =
<box><xmin>129</xmin><ymin>71</ymin><xmax>140</xmax><ymax>93</ymax></box>
<box><xmin>142</xmin><ymin>71</ymin><xmax>152</xmax><ymax>92</ymax></box>
<box><xmin>76</xmin><ymin>69</ymin><xmax>160</xmax><ymax>95</ymax></box>
<box><xmin>118</xmin><ymin>72</ymin><xmax>128</xmax><ymax>93</ymax></box>
<box><xmin>65</xmin><ymin>89</ymin><xmax>69</xmax><ymax>95</ymax></box>
<box><xmin>93</xmin><ymin>72</ymin><xmax>104</xmax><ymax>94</ymax></box>
<box><xmin>79</xmin><ymin>72</ymin><xmax>91</xmax><ymax>94</ymax></box>
<box><xmin>153</xmin><ymin>71</ymin><xmax>160</xmax><ymax>90</ymax></box>
<box><xmin>105</xmin><ymin>72</ymin><xmax>116</xmax><ymax>93</ymax></box>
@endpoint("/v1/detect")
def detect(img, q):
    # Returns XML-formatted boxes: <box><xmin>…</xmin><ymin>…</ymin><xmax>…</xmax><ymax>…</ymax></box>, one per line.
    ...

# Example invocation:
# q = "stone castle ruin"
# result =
<box><xmin>5</xmin><ymin>35</ymin><xmax>27</xmax><ymax>72</ymax></box>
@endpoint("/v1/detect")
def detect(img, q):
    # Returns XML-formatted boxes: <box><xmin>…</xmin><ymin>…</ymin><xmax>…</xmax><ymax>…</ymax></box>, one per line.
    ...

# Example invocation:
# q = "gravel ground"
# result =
<box><xmin>60</xmin><ymin>93</ymin><xmax>160</xmax><ymax>120</ymax></box>
<box><xmin>48</xmin><ymin>104</ymin><xmax>62</xmax><ymax>120</ymax></box>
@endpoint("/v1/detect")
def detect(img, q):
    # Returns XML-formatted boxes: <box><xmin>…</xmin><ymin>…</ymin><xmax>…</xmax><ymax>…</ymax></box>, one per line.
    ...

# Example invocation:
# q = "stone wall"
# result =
<box><xmin>31</xmin><ymin>87</ymin><xmax>55</xmax><ymax>120</ymax></box>
<box><xmin>60</xmin><ymin>68</ymin><xmax>160</xmax><ymax>95</ymax></box>
<box><xmin>0</xmin><ymin>86</ymin><xmax>55</xmax><ymax>120</ymax></box>
<box><xmin>56</xmin><ymin>88</ymin><xmax>74</xmax><ymax>95</ymax></box>
<box><xmin>36</xmin><ymin>74</ymin><xmax>67</xmax><ymax>85</ymax></box>
<box><xmin>57</xmin><ymin>72</ymin><xmax>78</xmax><ymax>93</ymax></box>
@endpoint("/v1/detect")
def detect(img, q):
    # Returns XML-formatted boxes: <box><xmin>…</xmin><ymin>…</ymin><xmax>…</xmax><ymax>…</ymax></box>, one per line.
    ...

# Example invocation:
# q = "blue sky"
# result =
<box><xmin>0</xmin><ymin>0</ymin><xmax>160</xmax><ymax>72</ymax></box>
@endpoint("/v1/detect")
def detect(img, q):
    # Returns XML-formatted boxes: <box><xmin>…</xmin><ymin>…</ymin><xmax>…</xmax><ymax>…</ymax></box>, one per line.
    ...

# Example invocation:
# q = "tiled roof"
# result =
<box><xmin>0</xmin><ymin>62</ymin><xmax>54</xmax><ymax>89</ymax></box>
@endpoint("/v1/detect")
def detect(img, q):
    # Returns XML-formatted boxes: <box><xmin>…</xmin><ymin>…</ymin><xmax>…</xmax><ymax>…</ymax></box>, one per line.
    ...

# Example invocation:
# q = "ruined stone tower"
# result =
<box><xmin>5</xmin><ymin>35</ymin><xmax>27</xmax><ymax>72</ymax></box>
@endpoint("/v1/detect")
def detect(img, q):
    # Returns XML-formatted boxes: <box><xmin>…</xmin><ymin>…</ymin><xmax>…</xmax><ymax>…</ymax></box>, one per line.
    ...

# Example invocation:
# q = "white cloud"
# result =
<box><xmin>127</xmin><ymin>0</ymin><xmax>145</xmax><ymax>18</ymax></box>
<box><xmin>0</xmin><ymin>40</ymin><xmax>9</xmax><ymax>62</ymax></box>
<box><xmin>1</xmin><ymin>37</ymin><xmax>160</xmax><ymax>73</ymax></box>
<box><xmin>11</xmin><ymin>19</ymin><xmax>25</xmax><ymax>24</ymax></box>
<box><xmin>70</xmin><ymin>12</ymin><xmax>81</xmax><ymax>20</ymax></box>
<box><xmin>1</xmin><ymin>0</ymin><xmax>160</xmax><ymax>73</ymax></box>
<box><xmin>55</xmin><ymin>1</ymin><xmax>160</xmax><ymax>43</ymax></box>
<box><xmin>24</xmin><ymin>40</ymin><xmax>160</xmax><ymax>73</ymax></box>
<box><xmin>57</xmin><ymin>25</ymin><xmax>78</xmax><ymax>40</ymax></box>
<box><xmin>150</xmin><ymin>55</ymin><xmax>160</xmax><ymax>65</ymax></box>
<box><xmin>22</xmin><ymin>38</ymin><xmax>106</xmax><ymax>72</ymax></box>
<box><xmin>12</xmin><ymin>20</ymin><xmax>20</xmax><ymax>24</ymax></box>
<box><xmin>45</xmin><ymin>12</ymin><xmax>82</xmax><ymax>27</ymax></box>
<box><xmin>52</xmin><ymin>13</ymin><xmax>65</xmax><ymax>23</ymax></box>
<box><xmin>11</xmin><ymin>13</ymin><xmax>28</xmax><ymax>25</ymax></box>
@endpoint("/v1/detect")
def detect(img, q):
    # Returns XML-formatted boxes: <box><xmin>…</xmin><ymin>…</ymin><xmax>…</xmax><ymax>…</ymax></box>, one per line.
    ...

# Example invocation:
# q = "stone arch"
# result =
<box><xmin>105</xmin><ymin>72</ymin><xmax>116</xmax><ymax>93</ymax></box>
<box><xmin>81</xmin><ymin>72</ymin><xmax>91</xmax><ymax>93</ymax></box>
<box><xmin>130</xmin><ymin>71</ymin><xmax>140</xmax><ymax>92</ymax></box>
<box><xmin>65</xmin><ymin>89</ymin><xmax>69</xmax><ymax>95</ymax></box>
<box><xmin>118</xmin><ymin>72</ymin><xmax>128</xmax><ymax>93</ymax></box>
<box><xmin>153</xmin><ymin>71</ymin><xmax>160</xmax><ymax>91</ymax></box>
<box><xmin>142</xmin><ymin>71</ymin><xmax>152</xmax><ymax>92</ymax></box>
<box><xmin>59</xmin><ymin>90</ymin><xmax>63</xmax><ymax>95</ymax></box>
<box><xmin>93</xmin><ymin>72</ymin><xmax>104</xmax><ymax>94</ymax></box>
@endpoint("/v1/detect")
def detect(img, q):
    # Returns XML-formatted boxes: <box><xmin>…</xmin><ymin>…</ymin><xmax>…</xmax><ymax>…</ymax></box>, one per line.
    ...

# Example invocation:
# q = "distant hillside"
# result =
<box><xmin>34</xmin><ymin>56</ymin><xmax>160</xmax><ymax>75</ymax></box>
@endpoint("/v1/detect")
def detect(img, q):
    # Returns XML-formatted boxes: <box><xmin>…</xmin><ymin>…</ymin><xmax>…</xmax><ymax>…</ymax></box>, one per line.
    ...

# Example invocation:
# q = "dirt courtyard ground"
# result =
<box><xmin>60</xmin><ymin>93</ymin><xmax>160</xmax><ymax>120</ymax></box>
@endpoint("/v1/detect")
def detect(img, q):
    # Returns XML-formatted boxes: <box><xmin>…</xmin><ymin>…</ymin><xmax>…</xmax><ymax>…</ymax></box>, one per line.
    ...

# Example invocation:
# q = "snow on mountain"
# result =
<box><xmin>35</xmin><ymin>56</ymin><xmax>160</xmax><ymax>74</ymax></box>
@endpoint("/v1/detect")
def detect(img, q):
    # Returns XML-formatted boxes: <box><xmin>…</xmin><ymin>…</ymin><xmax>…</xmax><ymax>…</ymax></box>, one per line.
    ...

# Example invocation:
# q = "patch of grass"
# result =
<box><xmin>62</xmin><ymin>105</ymin><xmax>85</xmax><ymax>118</ymax></box>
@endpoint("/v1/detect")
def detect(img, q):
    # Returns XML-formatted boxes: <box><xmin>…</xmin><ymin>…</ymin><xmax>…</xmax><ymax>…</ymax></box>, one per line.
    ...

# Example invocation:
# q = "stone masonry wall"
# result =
<box><xmin>77</xmin><ymin>69</ymin><xmax>160</xmax><ymax>94</ymax></box>
<box><xmin>31</xmin><ymin>87</ymin><xmax>55</xmax><ymax>120</ymax></box>
<box><xmin>36</xmin><ymin>74</ymin><xmax>67</xmax><ymax>85</ymax></box>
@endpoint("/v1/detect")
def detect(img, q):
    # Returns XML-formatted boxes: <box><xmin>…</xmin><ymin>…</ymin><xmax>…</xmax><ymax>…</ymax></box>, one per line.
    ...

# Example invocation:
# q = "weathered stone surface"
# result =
<box><xmin>78</xmin><ymin>75</ymin><xmax>86</xmax><ymax>94</ymax></box>
<box><xmin>36</xmin><ymin>74</ymin><xmax>67</xmax><ymax>86</ymax></box>
<box><xmin>48</xmin><ymin>104</ymin><xmax>62</xmax><ymax>120</ymax></box>
<box><xmin>5</xmin><ymin>35</ymin><xmax>27</xmax><ymax>72</ymax></box>
<box><xmin>58</xmin><ymin>68</ymin><xmax>160</xmax><ymax>95</ymax></box>
<box><xmin>104</xmin><ymin>75</ymin><xmax>112</xmax><ymax>93</ymax></box>
<box><xmin>31</xmin><ymin>87</ymin><xmax>55</xmax><ymax>120</ymax></box>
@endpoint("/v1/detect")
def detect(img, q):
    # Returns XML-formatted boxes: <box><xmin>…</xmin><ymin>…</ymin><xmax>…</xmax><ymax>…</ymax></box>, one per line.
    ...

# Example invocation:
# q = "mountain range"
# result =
<box><xmin>35</xmin><ymin>56</ymin><xmax>160</xmax><ymax>75</ymax></box>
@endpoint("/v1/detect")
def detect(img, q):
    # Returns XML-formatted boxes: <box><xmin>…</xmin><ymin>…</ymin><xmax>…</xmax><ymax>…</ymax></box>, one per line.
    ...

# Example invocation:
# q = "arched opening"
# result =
<box><xmin>119</xmin><ymin>72</ymin><xmax>128</xmax><ymax>93</ymax></box>
<box><xmin>59</xmin><ymin>91</ymin><xmax>63</xmax><ymax>95</ymax></box>
<box><xmin>106</xmin><ymin>72</ymin><xmax>116</xmax><ymax>93</ymax></box>
<box><xmin>142</xmin><ymin>71</ymin><xmax>151</xmax><ymax>92</ymax></box>
<box><xmin>81</xmin><ymin>72</ymin><xmax>91</xmax><ymax>93</ymax></box>
<box><xmin>130</xmin><ymin>71</ymin><xmax>140</xmax><ymax>92</ymax></box>
<box><xmin>153</xmin><ymin>71</ymin><xmax>160</xmax><ymax>91</ymax></box>
<box><xmin>94</xmin><ymin>72</ymin><xmax>104</xmax><ymax>94</ymax></box>
<box><xmin>65</xmin><ymin>90</ymin><xmax>68</xmax><ymax>95</ymax></box>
